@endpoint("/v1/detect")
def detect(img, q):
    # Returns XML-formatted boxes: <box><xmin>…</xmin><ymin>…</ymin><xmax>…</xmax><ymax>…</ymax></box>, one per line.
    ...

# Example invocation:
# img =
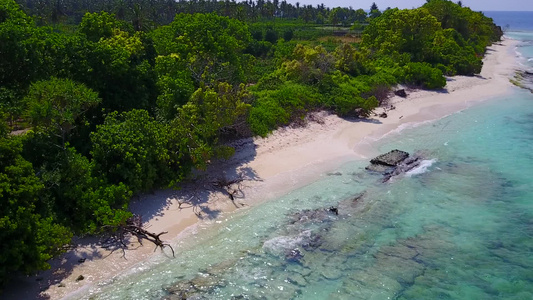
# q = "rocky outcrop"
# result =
<box><xmin>394</xmin><ymin>89</ymin><xmax>407</xmax><ymax>98</ymax></box>
<box><xmin>366</xmin><ymin>149</ymin><xmax>409</xmax><ymax>173</ymax></box>
<box><xmin>366</xmin><ymin>150</ymin><xmax>423</xmax><ymax>182</ymax></box>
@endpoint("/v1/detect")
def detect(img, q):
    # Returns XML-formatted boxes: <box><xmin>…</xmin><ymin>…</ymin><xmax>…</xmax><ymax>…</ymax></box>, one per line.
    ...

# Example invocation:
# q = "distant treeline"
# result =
<box><xmin>0</xmin><ymin>0</ymin><xmax>501</xmax><ymax>288</ymax></box>
<box><xmin>16</xmin><ymin>0</ymin><xmax>379</xmax><ymax>27</ymax></box>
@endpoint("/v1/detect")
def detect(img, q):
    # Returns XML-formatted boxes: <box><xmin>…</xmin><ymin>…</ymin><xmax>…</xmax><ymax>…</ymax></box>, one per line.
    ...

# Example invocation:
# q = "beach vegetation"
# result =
<box><xmin>0</xmin><ymin>0</ymin><xmax>503</xmax><ymax>287</ymax></box>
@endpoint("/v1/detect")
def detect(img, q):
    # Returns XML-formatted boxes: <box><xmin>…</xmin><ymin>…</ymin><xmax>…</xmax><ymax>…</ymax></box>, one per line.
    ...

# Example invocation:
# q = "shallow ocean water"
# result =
<box><xmin>76</xmin><ymin>35</ymin><xmax>533</xmax><ymax>300</ymax></box>
<box><xmin>81</xmin><ymin>89</ymin><xmax>533</xmax><ymax>300</ymax></box>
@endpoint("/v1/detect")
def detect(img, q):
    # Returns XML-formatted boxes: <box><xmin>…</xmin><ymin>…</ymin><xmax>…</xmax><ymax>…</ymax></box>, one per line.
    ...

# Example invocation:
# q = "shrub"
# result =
<box><xmin>265</xmin><ymin>27</ymin><xmax>279</xmax><ymax>44</ymax></box>
<box><xmin>327</xmin><ymin>77</ymin><xmax>380</xmax><ymax>116</ymax></box>
<box><xmin>248</xmin><ymin>82</ymin><xmax>320</xmax><ymax>136</ymax></box>
<box><xmin>283</xmin><ymin>29</ymin><xmax>294</xmax><ymax>41</ymax></box>
<box><xmin>403</xmin><ymin>62</ymin><xmax>446</xmax><ymax>89</ymax></box>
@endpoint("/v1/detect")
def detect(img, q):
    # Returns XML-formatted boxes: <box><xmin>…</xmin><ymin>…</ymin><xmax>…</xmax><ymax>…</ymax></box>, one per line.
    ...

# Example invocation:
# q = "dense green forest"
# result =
<box><xmin>0</xmin><ymin>0</ymin><xmax>502</xmax><ymax>287</ymax></box>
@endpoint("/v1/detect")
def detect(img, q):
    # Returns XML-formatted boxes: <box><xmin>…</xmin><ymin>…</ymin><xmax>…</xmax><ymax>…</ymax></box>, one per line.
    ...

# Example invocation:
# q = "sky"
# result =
<box><xmin>283</xmin><ymin>0</ymin><xmax>533</xmax><ymax>11</ymax></box>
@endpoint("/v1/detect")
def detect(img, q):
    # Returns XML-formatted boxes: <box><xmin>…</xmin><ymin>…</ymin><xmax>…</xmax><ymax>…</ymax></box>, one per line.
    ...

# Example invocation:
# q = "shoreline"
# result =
<box><xmin>5</xmin><ymin>38</ymin><xmax>519</xmax><ymax>300</ymax></box>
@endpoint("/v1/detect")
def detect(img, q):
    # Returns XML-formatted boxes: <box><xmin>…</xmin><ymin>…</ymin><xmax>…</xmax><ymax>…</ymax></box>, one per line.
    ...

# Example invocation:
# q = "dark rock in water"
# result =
<box><xmin>327</xmin><ymin>172</ymin><xmax>342</xmax><ymax>176</ymax></box>
<box><xmin>369</xmin><ymin>149</ymin><xmax>410</xmax><ymax>167</ymax></box>
<box><xmin>367</xmin><ymin>150</ymin><xmax>424</xmax><ymax>182</ymax></box>
<box><xmin>165</xmin><ymin>278</ymin><xmax>216</xmax><ymax>300</ymax></box>
<box><xmin>286</xmin><ymin>248</ymin><xmax>304</xmax><ymax>262</ymax></box>
<box><xmin>352</xmin><ymin>192</ymin><xmax>365</xmax><ymax>203</ymax></box>
<box><xmin>301</xmin><ymin>233</ymin><xmax>323</xmax><ymax>251</ymax></box>
<box><xmin>328</xmin><ymin>207</ymin><xmax>339</xmax><ymax>215</ymax></box>
<box><xmin>395</xmin><ymin>89</ymin><xmax>407</xmax><ymax>98</ymax></box>
<box><xmin>365</xmin><ymin>163</ymin><xmax>393</xmax><ymax>173</ymax></box>
<box><xmin>289</xmin><ymin>208</ymin><xmax>337</xmax><ymax>225</ymax></box>
<box><xmin>165</xmin><ymin>259</ymin><xmax>236</xmax><ymax>299</ymax></box>
<box><xmin>287</xmin><ymin>274</ymin><xmax>307</xmax><ymax>287</ymax></box>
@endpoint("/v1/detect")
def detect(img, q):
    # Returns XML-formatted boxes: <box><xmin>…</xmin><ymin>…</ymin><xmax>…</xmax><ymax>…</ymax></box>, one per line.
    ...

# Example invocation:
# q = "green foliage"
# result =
<box><xmin>403</xmin><ymin>62</ymin><xmax>446</xmax><ymax>89</ymax></box>
<box><xmin>362</xmin><ymin>8</ymin><xmax>441</xmax><ymax>62</ymax></box>
<box><xmin>79</xmin><ymin>12</ymin><xmax>132</xmax><ymax>42</ymax></box>
<box><xmin>265</xmin><ymin>27</ymin><xmax>279</xmax><ymax>44</ymax></box>
<box><xmin>245</xmin><ymin>40</ymin><xmax>273</xmax><ymax>57</ymax></box>
<box><xmin>361</xmin><ymin>4</ymin><xmax>495</xmax><ymax>77</ymax></box>
<box><xmin>58</xmin><ymin>13</ymin><xmax>158</xmax><ymax>114</ymax></box>
<box><xmin>423</xmin><ymin>0</ymin><xmax>502</xmax><ymax>51</ymax></box>
<box><xmin>0</xmin><ymin>87</ymin><xmax>23</xmax><ymax>128</ymax></box>
<box><xmin>38</xmin><ymin>145</ymin><xmax>132</xmax><ymax>231</ymax></box>
<box><xmin>24</xmin><ymin>78</ymin><xmax>101</xmax><ymax>147</ymax></box>
<box><xmin>0</xmin><ymin>133</ymin><xmax>71</xmax><ymax>286</ymax></box>
<box><xmin>334</xmin><ymin>43</ymin><xmax>368</xmax><ymax>76</ymax></box>
<box><xmin>429</xmin><ymin>28</ymin><xmax>482</xmax><ymax>75</ymax></box>
<box><xmin>0</xmin><ymin>0</ymin><xmax>49</xmax><ymax>91</ymax></box>
<box><xmin>170</xmin><ymin>83</ymin><xmax>251</xmax><ymax>169</ymax></box>
<box><xmin>20</xmin><ymin>130</ymin><xmax>132</xmax><ymax>232</ymax></box>
<box><xmin>91</xmin><ymin>109</ymin><xmax>172</xmax><ymax>194</ymax></box>
<box><xmin>150</xmin><ymin>13</ymin><xmax>252</xmax><ymax>85</ymax></box>
<box><xmin>369</xmin><ymin>2</ymin><xmax>382</xmax><ymax>19</ymax></box>
<box><xmin>324</xmin><ymin>73</ymin><xmax>387</xmax><ymax>116</ymax></box>
<box><xmin>249</xmin><ymin>82</ymin><xmax>320</xmax><ymax>136</ymax></box>
<box><xmin>329</xmin><ymin>92</ymin><xmax>379</xmax><ymax>117</ymax></box>
<box><xmin>354</xmin><ymin>9</ymin><xmax>367</xmax><ymax>23</ymax></box>
<box><xmin>281</xmin><ymin>44</ymin><xmax>335</xmax><ymax>84</ymax></box>
<box><xmin>283</xmin><ymin>29</ymin><xmax>294</xmax><ymax>41</ymax></box>
<box><xmin>83</xmin><ymin>29</ymin><xmax>156</xmax><ymax>112</ymax></box>
<box><xmin>154</xmin><ymin>54</ymin><xmax>195</xmax><ymax>121</ymax></box>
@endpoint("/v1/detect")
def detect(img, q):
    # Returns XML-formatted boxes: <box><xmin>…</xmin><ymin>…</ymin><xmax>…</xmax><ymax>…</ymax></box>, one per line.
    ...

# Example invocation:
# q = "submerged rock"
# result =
<box><xmin>288</xmin><ymin>208</ymin><xmax>338</xmax><ymax>225</ymax></box>
<box><xmin>369</xmin><ymin>149</ymin><xmax>410</xmax><ymax>167</ymax></box>
<box><xmin>286</xmin><ymin>248</ymin><xmax>304</xmax><ymax>262</ymax></box>
<box><xmin>287</xmin><ymin>274</ymin><xmax>307</xmax><ymax>287</ymax></box>
<box><xmin>366</xmin><ymin>150</ymin><xmax>424</xmax><ymax>182</ymax></box>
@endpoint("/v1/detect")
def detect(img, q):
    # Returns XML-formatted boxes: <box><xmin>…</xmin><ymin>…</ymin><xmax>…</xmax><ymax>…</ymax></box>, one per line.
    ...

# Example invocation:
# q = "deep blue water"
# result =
<box><xmin>485</xmin><ymin>11</ymin><xmax>533</xmax><ymax>31</ymax></box>
<box><xmin>71</xmin><ymin>18</ymin><xmax>533</xmax><ymax>300</ymax></box>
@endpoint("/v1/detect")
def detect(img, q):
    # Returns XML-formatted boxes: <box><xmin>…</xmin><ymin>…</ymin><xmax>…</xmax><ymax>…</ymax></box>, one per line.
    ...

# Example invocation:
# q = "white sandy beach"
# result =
<box><xmin>4</xmin><ymin>37</ymin><xmax>519</xmax><ymax>300</ymax></box>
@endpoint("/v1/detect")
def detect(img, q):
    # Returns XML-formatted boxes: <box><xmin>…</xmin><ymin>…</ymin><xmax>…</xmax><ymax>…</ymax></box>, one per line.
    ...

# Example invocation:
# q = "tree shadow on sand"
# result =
<box><xmin>129</xmin><ymin>138</ymin><xmax>262</xmax><ymax>222</ymax></box>
<box><xmin>4</xmin><ymin>138</ymin><xmax>262</xmax><ymax>300</ymax></box>
<box><xmin>4</xmin><ymin>234</ymin><xmax>132</xmax><ymax>300</ymax></box>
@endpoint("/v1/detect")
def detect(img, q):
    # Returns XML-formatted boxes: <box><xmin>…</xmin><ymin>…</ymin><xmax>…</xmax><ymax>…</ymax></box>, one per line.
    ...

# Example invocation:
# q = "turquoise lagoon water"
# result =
<box><xmin>80</xmin><ymin>90</ymin><xmax>533</xmax><ymax>300</ymax></box>
<box><xmin>77</xmin><ymin>40</ymin><xmax>533</xmax><ymax>300</ymax></box>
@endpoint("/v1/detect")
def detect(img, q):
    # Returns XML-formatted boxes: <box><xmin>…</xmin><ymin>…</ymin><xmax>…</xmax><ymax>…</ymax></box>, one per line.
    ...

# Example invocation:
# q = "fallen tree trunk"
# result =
<box><xmin>104</xmin><ymin>214</ymin><xmax>175</xmax><ymax>258</ymax></box>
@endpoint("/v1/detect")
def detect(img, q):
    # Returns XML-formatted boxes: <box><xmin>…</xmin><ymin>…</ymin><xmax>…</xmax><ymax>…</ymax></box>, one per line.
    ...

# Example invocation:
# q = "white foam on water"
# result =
<box><xmin>406</xmin><ymin>159</ymin><xmax>437</xmax><ymax>177</ymax></box>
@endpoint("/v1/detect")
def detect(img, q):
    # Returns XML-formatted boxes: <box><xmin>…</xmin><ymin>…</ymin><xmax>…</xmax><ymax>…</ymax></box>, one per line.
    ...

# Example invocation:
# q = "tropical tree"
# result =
<box><xmin>25</xmin><ymin>77</ymin><xmax>101</xmax><ymax>149</ymax></box>
<box><xmin>154</xmin><ymin>54</ymin><xmax>195</xmax><ymax>121</ymax></box>
<box><xmin>90</xmin><ymin>109</ymin><xmax>173</xmax><ymax>193</ymax></box>
<box><xmin>362</xmin><ymin>8</ymin><xmax>441</xmax><ymax>62</ymax></box>
<box><xmin>78</xmin><ymin>11</ymin><xmax>132</xmax><ymax>42</ymax></box>
<box><xmin>168</xmin><ymin>82</ymin><xmax>251</xmax><ymax>170</ymax></box>
<box><xmin>150</xmin><ymin>13</ymin><xmax>252</xmax><ymax>85</ymax></box>
<box><xmin>334</xmin><ymin>43</ymin><xmax>368</xmax><ymax>76</ymax></box>
<box><xmin>369</xmin><ymin>2</ymin><xmax>381</xmax><ymax>19</ymax></box>
<box><xmin>0</xmin><ymin>0</ymin><xmax>51</xmax><ymax>92</ymax></box>
<box><xmin>0</xmin><ymin>133</ymin><xmax>71</xmax><ymax>286</ymax></box>
<box><xmin>281</xmin><ymin>44</ymin><xmax>335</xmax><ymax>84</ymax></box>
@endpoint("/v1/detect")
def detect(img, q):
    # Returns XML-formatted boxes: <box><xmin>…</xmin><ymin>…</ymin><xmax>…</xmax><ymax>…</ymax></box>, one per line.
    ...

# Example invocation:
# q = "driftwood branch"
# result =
<box><xmin>103</xmin><ymin>215</ymin><xmax>175</xmax><ymax>258</ymax></box>
<box><xmin>211</xmin><ymin>175</ymin><xmax>245</xmax><ymax>203</ymax></box>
